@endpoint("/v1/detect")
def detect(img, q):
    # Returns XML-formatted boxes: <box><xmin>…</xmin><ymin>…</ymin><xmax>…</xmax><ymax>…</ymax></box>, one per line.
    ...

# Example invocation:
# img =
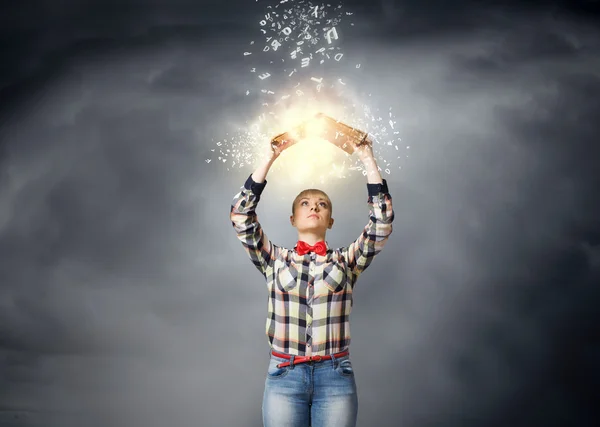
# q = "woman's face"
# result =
<box><xmin>291</xmin><ymin>194</ymin><xmax>333</xmax><ymax>232</ymax></box>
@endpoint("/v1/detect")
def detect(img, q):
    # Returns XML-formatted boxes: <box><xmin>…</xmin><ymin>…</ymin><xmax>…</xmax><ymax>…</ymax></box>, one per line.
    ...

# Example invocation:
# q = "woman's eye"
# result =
<box><xmin>300</xmin><ymin>200</ymin><xmax>327</xmax><ymax>207</ymax></box>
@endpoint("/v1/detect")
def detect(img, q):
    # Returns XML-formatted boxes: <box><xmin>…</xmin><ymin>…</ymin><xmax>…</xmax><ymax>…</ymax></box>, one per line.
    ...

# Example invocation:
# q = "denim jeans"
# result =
<box><xmin>262</xmin><ymin>352</ymin><xmax>358</xmax><ymax>427</ymax></box>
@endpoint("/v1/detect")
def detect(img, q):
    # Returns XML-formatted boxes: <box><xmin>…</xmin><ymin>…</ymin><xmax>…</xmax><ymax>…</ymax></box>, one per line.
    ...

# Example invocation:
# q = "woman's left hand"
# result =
<box><xmin>352</xmin><ymin>136</ymin><xmax>375</xmax><ymax>163</ymax></box>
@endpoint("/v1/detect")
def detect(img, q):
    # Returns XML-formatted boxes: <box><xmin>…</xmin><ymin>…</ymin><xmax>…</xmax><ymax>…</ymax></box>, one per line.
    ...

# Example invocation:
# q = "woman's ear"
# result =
<box><xmin>290</xmin><ymin>215</ymin><xmax>295</xmax><ymax>226</ymax></box>
<box><xmin>328</xmin><ymin>218</ymin><xmax>334</xmax><ymax>229</ymax></box>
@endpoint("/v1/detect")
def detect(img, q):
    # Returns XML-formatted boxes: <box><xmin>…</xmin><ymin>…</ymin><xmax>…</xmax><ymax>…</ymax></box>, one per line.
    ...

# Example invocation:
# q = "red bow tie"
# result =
<box><xmin>296</xmin><ymin>240</ymin><xmax>327</xmax><ymax>256</ymax></box>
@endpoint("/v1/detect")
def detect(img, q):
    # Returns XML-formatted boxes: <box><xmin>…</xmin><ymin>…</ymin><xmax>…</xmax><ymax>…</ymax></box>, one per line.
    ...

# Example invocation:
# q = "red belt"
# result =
<box><xmin>272</xmin><ymin>350</ymin><xmax>349</xmax><ymax>368</ymax></box>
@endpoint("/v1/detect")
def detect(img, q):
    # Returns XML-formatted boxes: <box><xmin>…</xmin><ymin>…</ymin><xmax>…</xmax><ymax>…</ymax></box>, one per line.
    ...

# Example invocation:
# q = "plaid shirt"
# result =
<box><xmin>230</xmin><ymin>174</ymin><xmax>394</xmax><ymax>356</ymax></box>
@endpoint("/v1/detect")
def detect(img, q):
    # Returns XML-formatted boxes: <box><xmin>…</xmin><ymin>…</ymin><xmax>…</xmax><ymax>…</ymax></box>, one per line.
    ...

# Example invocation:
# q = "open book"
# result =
<box><xmin>270</xmin><ymin>113</ymin><xmax>370</xmax><ymax>155</ymax></box>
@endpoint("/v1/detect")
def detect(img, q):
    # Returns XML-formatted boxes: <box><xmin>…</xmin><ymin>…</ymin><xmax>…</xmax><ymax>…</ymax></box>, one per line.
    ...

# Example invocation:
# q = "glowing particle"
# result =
<box><xmin>243</xmin><ymin>52</ymin><xmax>252</xmax><ymax>56</ymax></box>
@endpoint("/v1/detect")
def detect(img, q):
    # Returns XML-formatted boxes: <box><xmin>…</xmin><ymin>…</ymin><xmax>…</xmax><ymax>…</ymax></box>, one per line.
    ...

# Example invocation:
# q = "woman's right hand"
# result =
<box><xmin>270</xmin><ymin>131</ymin><xmax>297</xmax><ymax>159</ymax></box>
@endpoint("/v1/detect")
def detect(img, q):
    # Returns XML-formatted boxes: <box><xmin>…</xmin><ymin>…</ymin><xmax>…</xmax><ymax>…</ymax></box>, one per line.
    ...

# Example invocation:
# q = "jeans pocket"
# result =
<box><xmin>335</xmin><ymin>359</ymin><xmax>355</xmax><ymax>377</ymax></box>
<box><xmin>267</xmin><ymin>359</ymin><xmax>289</xmax><ymax>379</ymax></box>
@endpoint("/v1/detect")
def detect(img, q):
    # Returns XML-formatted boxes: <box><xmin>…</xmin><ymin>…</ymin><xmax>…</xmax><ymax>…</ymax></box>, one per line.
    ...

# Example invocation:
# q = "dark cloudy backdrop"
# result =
<box><xmin>1</xmin><ymin>1</ymin><xmax>599</xmax><ymax>426</ymax></box>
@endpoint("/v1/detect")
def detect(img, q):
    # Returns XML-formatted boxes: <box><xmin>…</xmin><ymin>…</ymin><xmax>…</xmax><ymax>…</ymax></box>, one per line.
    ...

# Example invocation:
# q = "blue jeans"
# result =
<box><xmin>262</xmin><ymin>352</ymin><xmax>358</xmax><ymax>427</ymax></box>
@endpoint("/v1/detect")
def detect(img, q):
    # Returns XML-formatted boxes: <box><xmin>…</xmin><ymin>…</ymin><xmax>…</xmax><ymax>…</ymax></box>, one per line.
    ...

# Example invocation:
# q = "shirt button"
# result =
<box><xmin>307</xmin><ymin>343</ymin><xmax>311</xmax><ymax>347</ymax></box>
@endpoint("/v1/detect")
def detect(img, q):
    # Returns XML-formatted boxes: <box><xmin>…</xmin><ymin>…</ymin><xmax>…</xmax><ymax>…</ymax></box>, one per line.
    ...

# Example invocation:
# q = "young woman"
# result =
<box><xmin>230</xmin><ymin>131</ymin><xmax>394</xmax><ymax>427</ymax></box>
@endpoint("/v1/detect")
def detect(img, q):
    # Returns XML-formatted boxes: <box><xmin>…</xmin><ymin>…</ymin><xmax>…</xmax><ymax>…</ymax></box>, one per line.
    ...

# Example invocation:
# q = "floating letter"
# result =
<box><xmin>325</xmin><ymin>27</ymin><xmax>338</xmax><ymax>44</ymax></box>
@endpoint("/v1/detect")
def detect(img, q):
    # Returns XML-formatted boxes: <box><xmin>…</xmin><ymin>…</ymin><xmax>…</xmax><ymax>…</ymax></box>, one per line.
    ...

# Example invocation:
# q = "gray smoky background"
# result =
<box><xmin>1</xmin><ymin>1</ymin><xmax>599</xmax><ymax>426</ymax></box>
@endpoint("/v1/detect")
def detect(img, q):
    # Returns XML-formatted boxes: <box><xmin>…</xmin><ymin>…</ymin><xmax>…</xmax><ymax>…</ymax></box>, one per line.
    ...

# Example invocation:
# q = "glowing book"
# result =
<box><xmin>271</xmin><ymin>113</ymin><xmax>370</xmax><ymax>155</ymax></box>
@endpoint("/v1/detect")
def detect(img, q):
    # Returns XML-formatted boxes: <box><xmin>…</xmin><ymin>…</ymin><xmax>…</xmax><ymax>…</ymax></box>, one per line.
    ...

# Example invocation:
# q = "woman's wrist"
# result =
<box><xmin>359</xmin><ymin>153</ymin><xmax>376</xmax><ymax>164</ymax></box>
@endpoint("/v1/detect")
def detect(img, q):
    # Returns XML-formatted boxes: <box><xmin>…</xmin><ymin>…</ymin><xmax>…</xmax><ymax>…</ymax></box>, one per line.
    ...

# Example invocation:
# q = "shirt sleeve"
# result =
<box><xmin>341</xmin><ymin>179</ymin><xmax>394</xmax><ymax>280</ymax></box>
<box><xmin>230</xmin><ymin>174</ymin><xmax>280</xmax><ymax>278</ymax></box>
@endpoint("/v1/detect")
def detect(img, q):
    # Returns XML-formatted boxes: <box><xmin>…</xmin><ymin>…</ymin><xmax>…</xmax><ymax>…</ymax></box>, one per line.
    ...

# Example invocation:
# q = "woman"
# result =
<box><xmin>230</xmin><ymin>129</ymin><xmax>394</xmax><ymax>427</ymax></box>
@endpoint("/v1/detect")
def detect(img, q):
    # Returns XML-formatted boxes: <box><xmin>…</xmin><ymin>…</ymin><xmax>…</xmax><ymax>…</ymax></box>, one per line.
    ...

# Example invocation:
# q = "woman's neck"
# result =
<box><xmin>296</xmin><ymin>232</ymin><xmax>326</xmax><ymax>245</ymax></box>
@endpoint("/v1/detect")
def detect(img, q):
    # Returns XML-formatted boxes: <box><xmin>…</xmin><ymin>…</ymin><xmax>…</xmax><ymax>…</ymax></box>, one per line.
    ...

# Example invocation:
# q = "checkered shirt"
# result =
<box><xmin>230</xmin><ymin>174</ymin><xmax>394</xmax><ymax>356</ymax></box>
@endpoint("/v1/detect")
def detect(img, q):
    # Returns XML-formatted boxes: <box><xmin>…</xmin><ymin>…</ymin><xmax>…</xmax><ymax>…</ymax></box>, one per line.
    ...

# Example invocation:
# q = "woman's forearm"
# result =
<box><xmin>361</xmin><ymin>155</ymin><xmax>383</xmax><ymax>184</ymax></box>
<box><xmin>251</xmin><ymin>154</ymin><xmax>277</xmax><ymax>183</ymax></box>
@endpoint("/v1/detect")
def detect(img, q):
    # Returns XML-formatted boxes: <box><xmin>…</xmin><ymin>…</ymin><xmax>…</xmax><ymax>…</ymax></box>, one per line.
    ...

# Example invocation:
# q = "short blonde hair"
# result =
<box><xmin>292</xmin><ymin>189</ymin><xmax>332</xmax><ymax>216</ymax></box>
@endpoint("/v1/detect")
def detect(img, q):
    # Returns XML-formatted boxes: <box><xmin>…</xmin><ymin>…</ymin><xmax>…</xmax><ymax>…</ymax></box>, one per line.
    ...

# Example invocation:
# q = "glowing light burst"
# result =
<box><xmin>208</xmin><ymin>0</ymin><xmax>409</xmax><ymax>184</ymax></box>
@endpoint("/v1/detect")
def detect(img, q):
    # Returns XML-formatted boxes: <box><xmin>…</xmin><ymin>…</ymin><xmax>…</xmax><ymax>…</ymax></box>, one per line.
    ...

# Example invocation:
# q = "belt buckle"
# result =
<box><xmin>310</xmin><ymin>355</ymin><xmax>323</xmax><ymax>364</ymax></box>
